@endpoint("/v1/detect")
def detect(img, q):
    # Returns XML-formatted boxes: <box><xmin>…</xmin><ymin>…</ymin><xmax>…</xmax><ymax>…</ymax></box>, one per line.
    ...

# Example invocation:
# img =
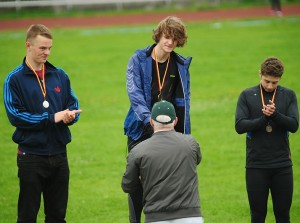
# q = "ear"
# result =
<box><xmin>25</xmin><ymin>41</ymin><xmax>31</xmax><ymax>49</ymax></box>
<box><xmin>173</xmin><ymin>117</ymin><xmax>178</xmax><ymax>126</ymax></box>
<box><xmin>150</xmin><ymin>118</ymin><xmax>154</xmax><ymax>128</ymax></box>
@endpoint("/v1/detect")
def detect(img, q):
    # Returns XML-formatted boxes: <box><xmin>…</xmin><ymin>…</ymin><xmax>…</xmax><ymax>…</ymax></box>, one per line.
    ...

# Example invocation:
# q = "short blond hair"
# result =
<box><xmin>26</xmin><ymin>24</ymin><xmax>52</xmax><ymax>42</ymax></box>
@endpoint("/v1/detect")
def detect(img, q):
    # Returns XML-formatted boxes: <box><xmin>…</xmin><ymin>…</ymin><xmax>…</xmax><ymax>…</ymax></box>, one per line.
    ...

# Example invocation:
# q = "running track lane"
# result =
<box><xmin>0</xmin><ymin>4</ymin><xmax>300</xmax><ymax>31</ymax></box>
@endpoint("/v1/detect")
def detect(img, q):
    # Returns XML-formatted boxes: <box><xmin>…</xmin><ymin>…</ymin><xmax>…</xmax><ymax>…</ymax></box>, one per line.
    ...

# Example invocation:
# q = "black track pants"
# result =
<box><xmin>126</xmin><ymin>125</ymin><xmax>153</xmax><ymax>223</ymax></box>
<box><xmin>270</xmin><ymin>0</ymin><xmax>281</xmax><ymax>11</ymax></box>
<box><xmin>246</xmin><ymin>167</ymin><xmax>293</xmax><ymax>223</ymax></box>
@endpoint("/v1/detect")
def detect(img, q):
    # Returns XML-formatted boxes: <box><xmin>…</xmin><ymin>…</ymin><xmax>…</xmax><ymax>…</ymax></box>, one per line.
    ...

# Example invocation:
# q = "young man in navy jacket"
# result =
<box><xmin>3</xmin><ymin>24</ymin><xmax>81</xmax><ymax>223</ymax></box>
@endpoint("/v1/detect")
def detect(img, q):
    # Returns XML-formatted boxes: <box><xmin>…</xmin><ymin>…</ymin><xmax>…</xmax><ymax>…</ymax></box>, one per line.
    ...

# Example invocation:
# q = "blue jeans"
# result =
<box><xmin>17</xmin><ymin>153</ymin><xmax>69</xmax><ymax>223</ymax></box>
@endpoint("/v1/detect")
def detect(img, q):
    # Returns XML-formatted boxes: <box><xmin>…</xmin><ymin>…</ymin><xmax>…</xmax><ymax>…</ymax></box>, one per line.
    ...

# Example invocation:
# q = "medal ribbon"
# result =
<box><xmin>154</xmin><ymin>48</ymin><xmax>170</xmax><ymax>99</ymax></box>
<box><xmin>260</xmin><ymin>84</ymin><xmax>277</xmax><ymax>108</ymax></box>
<box><xmin>25</xmin><ymin>60</ymin><xmax>46</xmax><ymax>100</ymax></box>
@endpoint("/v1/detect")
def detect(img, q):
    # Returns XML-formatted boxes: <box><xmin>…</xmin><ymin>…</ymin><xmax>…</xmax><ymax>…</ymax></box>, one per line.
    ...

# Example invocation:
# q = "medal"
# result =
<box><xmin>260</xmin><ymin>84</ymin><xmax>277</xmax><ymax>133</ymax></box>
<box><xmin>43</xmin><ymin>100</ymin><xmax>49</xmax><ymax>108</ymax></box>
<box><xmin>266</xmin><ymin>124</ymin><xmax>272</xmax><ymax>133</ymax></box>
<box><xmin>25</xmin><ymin>59</ymin><xmax>48</xmax><ymax>109</ymax></box>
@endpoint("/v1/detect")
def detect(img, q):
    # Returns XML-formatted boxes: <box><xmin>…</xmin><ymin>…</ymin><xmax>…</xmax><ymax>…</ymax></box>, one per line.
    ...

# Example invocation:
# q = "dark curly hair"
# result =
<box><xmin>152</xmin><ymin>16</ymin><xmax>187</xmax><ymax>47</ymax></box>
<box><xmin>260</xmin><ymin>57</ymin><xmax>284</xmax><ymax>77</ymax></box>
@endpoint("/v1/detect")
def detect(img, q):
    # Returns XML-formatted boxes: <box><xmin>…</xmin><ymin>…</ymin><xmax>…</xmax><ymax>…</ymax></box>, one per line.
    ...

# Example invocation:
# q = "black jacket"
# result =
<box><xmin>235</xmin><ymin>85</ymin><xmax>299</xmax><ymax>168</ymax></box>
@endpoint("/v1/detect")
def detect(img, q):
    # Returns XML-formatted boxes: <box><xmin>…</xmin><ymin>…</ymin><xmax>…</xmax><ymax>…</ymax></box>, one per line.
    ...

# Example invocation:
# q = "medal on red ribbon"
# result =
<box><xmin>26</xmin><ymin>60</ymin><xmax>49</xmax><ymax>108</ymax></box>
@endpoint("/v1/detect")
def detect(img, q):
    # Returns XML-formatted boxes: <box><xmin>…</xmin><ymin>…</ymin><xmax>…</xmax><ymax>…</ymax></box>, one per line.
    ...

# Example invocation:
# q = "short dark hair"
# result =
<box><xmin>260</xmin><ymin>57</ymin><xmax>284</xmax><ymax>77</ymax></box>
<box><xmin>152</xmin><ymin>16</ymin><xmax>187</xmax><ymax>47</ymax></box>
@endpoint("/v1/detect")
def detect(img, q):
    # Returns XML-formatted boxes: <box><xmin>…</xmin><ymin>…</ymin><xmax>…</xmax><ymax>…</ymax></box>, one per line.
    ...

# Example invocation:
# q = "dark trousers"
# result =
<box><xmin>17</xmin><ymin>153</ymin><xmax>70</xmax><ymax>223</ymax></box>
<box><xmin>270</xmin><ymin>0</ymin><xmax>281</xmax><ymax>11</ymax></box>
<box><xmin>246</xmin><ymin>167</ymin><xmax>293</xmax><ymax>223</ymax></box>
<box><xmin>127</xmin><ymin>125</ymin><xmax>153</xmax><ymax>223</ymax></box>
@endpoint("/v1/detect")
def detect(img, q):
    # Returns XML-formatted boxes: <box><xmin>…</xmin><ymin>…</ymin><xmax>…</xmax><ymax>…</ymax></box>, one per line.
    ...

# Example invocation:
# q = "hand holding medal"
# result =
<box><xmin>260</xmin><ymin>84</ymin><xmax>277</xmax><ymax>133</ymax></box>
<box><xmin>263</xmin><ymin>101</ymin><xmax>276</xmax><ymax>133</ymax></box>
<box><xmin>262</xmin><ymin>100</ymin><xmax>276</xmax><ymax>116</ymax></box>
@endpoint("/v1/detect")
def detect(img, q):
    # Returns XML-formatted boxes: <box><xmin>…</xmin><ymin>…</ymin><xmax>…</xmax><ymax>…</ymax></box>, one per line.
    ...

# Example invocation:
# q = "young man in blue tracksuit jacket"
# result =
<box><xmin>123</xmin><ymin>16</ymin><xmax>192</xmax><ymax>223</ymax></box>
<box><xmin>3</xmin><ymin>24</ymin><xmax>81</xmax><ymax>223</ymax></box>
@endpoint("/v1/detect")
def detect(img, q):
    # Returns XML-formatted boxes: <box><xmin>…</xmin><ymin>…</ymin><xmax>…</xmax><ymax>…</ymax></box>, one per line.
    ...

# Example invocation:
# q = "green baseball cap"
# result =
<box><xmin>151</xmin><ymin>100</ymin><xmax>176</xmax><ymax>124</ymax></box>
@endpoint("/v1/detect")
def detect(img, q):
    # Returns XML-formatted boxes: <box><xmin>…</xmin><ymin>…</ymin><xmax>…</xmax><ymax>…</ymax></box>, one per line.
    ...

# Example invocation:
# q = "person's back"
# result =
<box><xmin>136</xmin><ymin>130</ymin><xmax>201</xmax><ymax>222</ymax></box>
<box><xmin>122</xmin><ymin>100</ymin><xmax>203</xmax><ymax>223</ymax></box>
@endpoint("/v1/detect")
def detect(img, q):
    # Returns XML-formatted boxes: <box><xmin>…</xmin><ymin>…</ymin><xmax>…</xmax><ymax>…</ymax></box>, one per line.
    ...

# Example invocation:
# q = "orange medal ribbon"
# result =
<box><xmin>25</xmin><ymin>60</ymin><xmax>49</xmax><ymax>108</ymax></box>
<box><xmin>154</xmin><ymin>48</ymin><xmax>170</xmax><ymax>100</ymax></box>
<box><xmin>260</xmin><ymin>84</ymin><xmax>277</xmax><ymax>108</ymax></box>
<box><xmin>260</xmin><ymin>84</ymin><xmax>277</xmax><ymax>133</ymax></box>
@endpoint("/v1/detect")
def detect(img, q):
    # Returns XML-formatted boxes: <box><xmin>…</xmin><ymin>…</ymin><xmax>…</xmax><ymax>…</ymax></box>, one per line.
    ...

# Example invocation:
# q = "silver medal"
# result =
<box><xmin>43</xmin><ymin>100</ymin><xmax>49</xmax><ymax>108</ymax></box>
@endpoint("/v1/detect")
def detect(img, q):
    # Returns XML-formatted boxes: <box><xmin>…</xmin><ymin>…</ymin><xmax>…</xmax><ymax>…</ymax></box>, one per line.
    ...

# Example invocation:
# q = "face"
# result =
<box><xmin>26</xmin><ymin>35</ymin><xmax>52</xmax><ymax>65</ymax></box>
<box><xmin>157</xmin><ymin>34</ymin><xmax>178</xmax><ymax>53</ymax></box>
<box><xmin>260</xmin><ymin>74</ymin><xmax>280</xmax><ymax>92</ymax></box>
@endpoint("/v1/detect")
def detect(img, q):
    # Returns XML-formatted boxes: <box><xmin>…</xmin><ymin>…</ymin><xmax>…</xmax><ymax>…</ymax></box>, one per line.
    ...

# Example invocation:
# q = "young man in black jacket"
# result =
<box><xmin>235</xmin><ymin>56</ymin><xmax>299</xmax><ymax>223</ymax></box>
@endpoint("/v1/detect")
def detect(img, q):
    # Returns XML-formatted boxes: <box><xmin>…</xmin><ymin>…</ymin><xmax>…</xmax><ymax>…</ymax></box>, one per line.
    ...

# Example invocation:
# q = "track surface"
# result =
<box><xmin>0</xmin><ymin>4</ymin><xmax>300</xmax><ymax>31</ymax></box>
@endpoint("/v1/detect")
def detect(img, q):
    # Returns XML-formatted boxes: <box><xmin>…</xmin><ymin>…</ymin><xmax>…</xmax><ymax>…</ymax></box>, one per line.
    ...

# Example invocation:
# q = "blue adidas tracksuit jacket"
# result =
<box><xmin>3</xmin><ymin>58</ymin><xmax>80</xmax><ymax>155</ymax></box>
<box><xmin>124</xmin><ymin>45</ymin><xmax>192</xmax><ymax>140</ymax></box>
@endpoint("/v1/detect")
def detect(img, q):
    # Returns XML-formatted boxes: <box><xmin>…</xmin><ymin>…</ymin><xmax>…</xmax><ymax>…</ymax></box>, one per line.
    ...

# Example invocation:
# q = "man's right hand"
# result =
<box><xmin>55</xmin><ymin>109</ymin><xmax>82</xmax><ymax>123</ymax></box>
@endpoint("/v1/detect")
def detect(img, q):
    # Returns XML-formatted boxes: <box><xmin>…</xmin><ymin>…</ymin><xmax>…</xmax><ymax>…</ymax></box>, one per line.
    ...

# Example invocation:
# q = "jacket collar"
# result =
<box><xmin>22</xmin><ymin>57</ymin><xmax>57</xmax><ymax>75</ymax></box>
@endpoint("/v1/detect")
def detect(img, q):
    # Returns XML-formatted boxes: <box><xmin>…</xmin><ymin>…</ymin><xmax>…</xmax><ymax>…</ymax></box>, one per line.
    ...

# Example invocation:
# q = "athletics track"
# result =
<box><xmin>0</xmin><ymin>4</ymin><xmax>300</xmax><ymax>31</ymax></box>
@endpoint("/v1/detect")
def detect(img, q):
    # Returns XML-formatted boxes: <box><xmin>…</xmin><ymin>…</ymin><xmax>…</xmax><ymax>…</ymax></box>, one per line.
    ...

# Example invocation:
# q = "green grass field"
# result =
<box><xmin>0</xmin><ymin>15</ymin><xmax>300</xmax><ymax>222</ymax></box>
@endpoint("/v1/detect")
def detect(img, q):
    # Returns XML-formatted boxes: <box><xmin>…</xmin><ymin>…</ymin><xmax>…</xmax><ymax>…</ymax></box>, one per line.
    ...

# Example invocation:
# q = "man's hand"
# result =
<box><xmin>55</xmin><ymin>109</ymin><xmax>82</xmax><ymax>123</ymax></box>
<box><xmin>262</xmin><ymin>100</ymin><xmax>276</xmax><ymax>117</ymax></box>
